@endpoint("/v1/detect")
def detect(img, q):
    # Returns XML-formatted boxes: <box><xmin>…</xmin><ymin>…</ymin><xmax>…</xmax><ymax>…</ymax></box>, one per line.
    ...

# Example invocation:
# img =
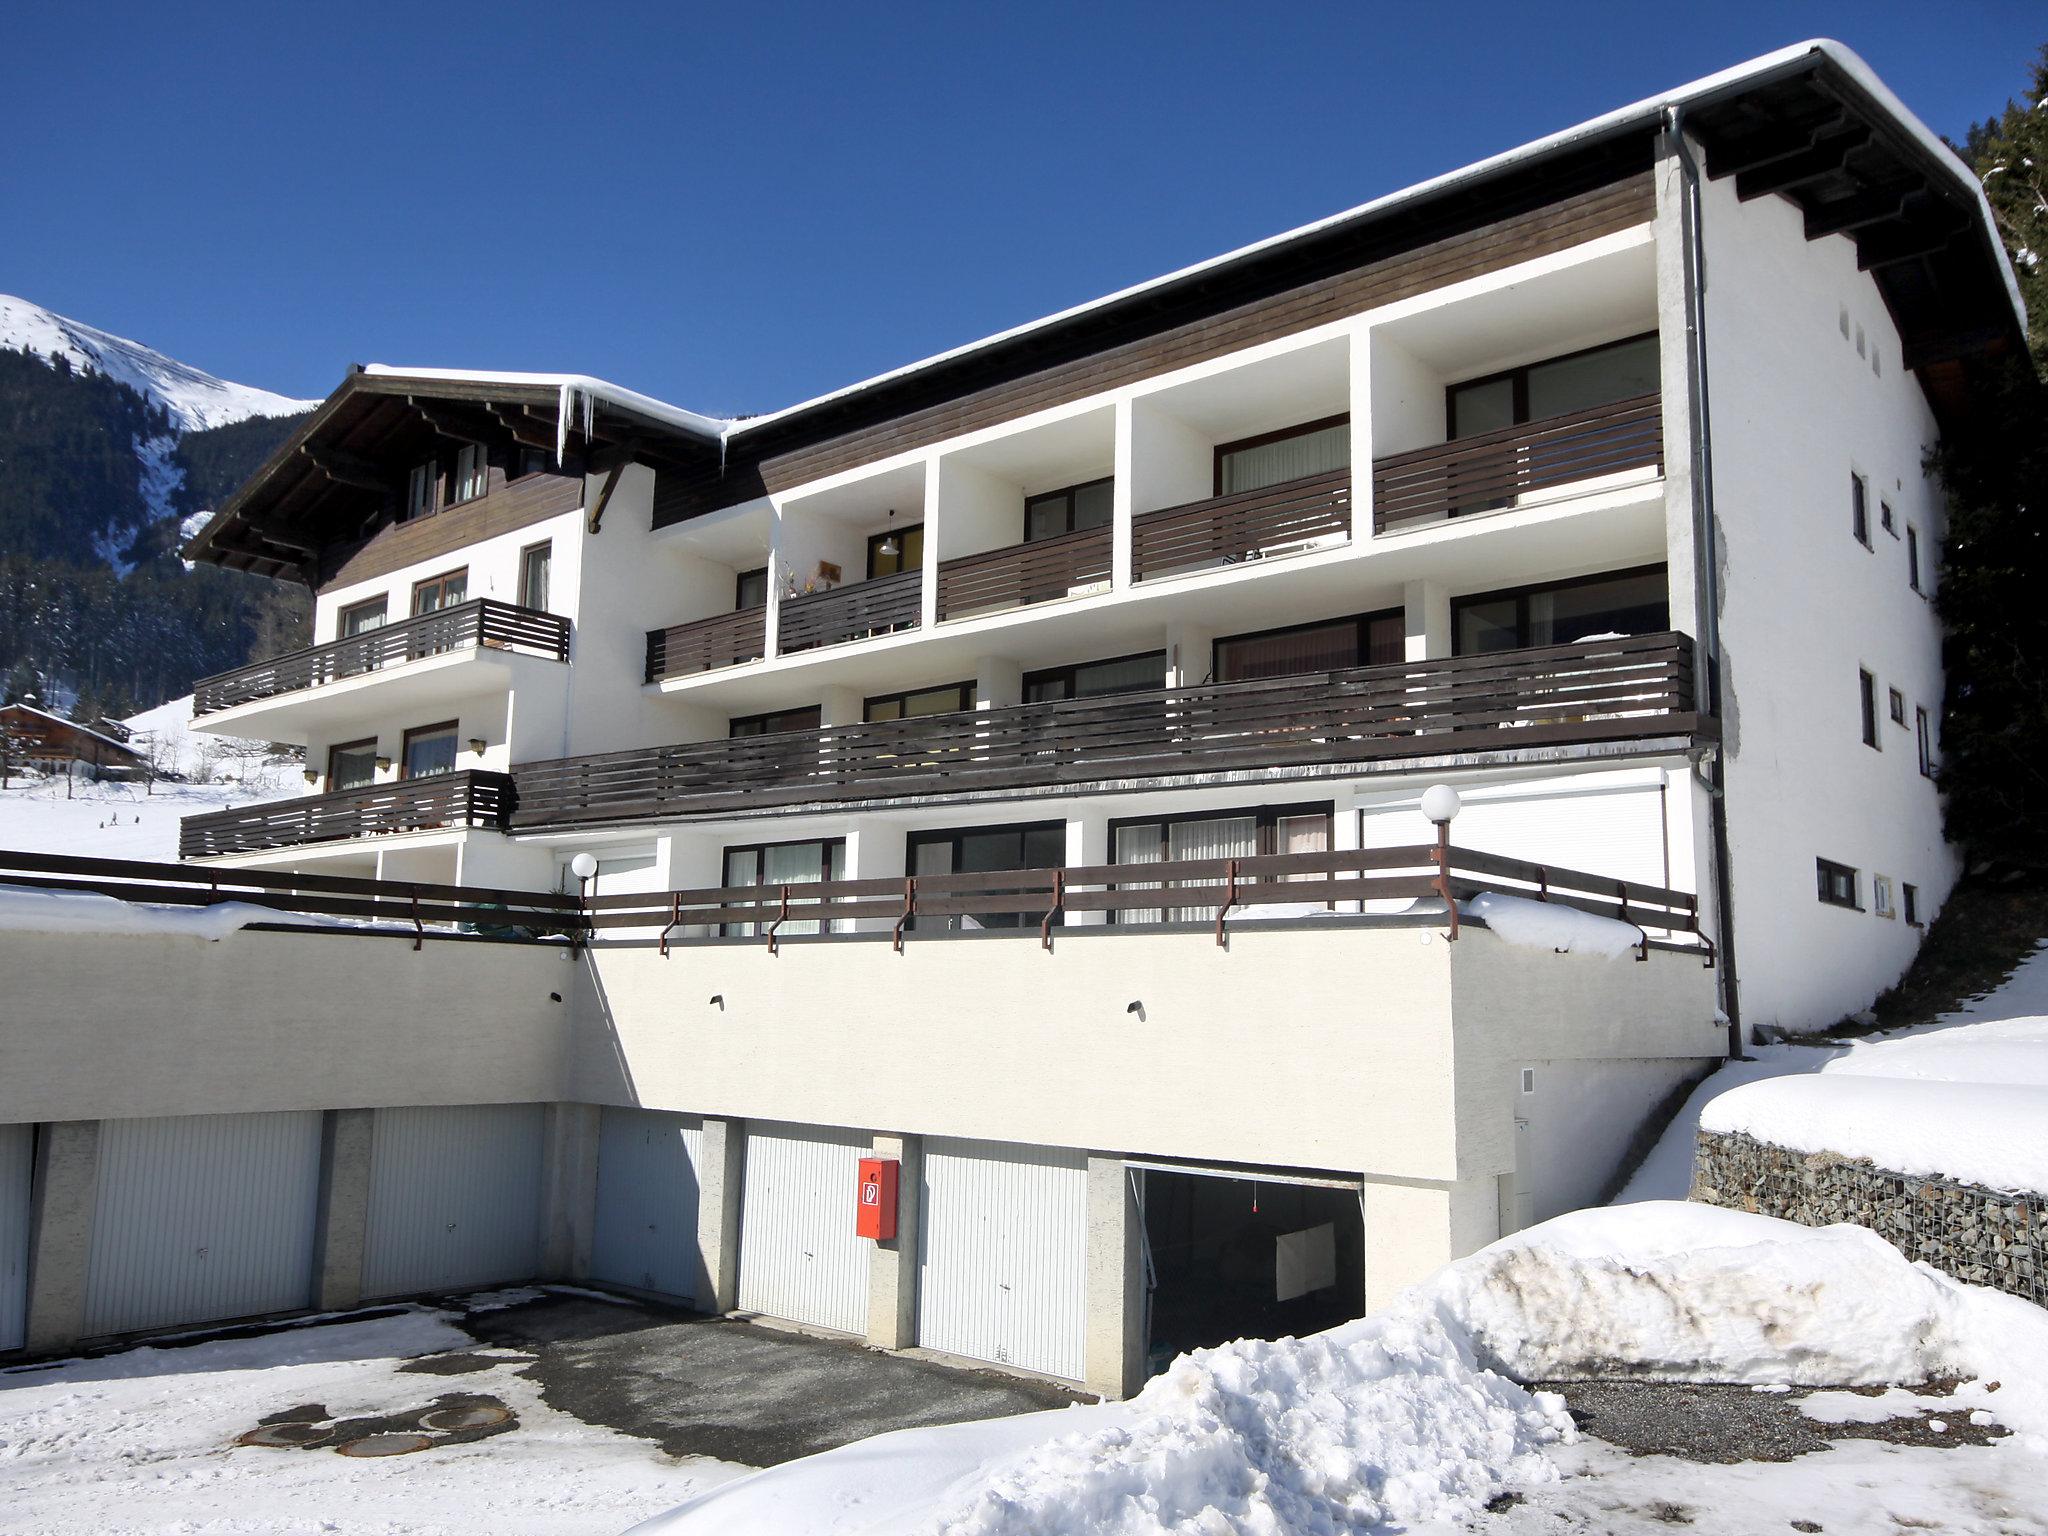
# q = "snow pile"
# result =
<box><xmin>0</xmin><ymin>882</ymin><xmax>326</xmax><ymax>940</ymax></box>
<box><xmin>0</xmin><ymin>293</ymin><xmax>314</xmax><ymax>432</ymax></box>
<box><xmin>634</xmin><ymin>1314</ymin><xmax>1570</xmax><ymax>1535</ymax></box>
<box><xmin>1464</xmin><ymin>889</ymin><xmax>1644</xmax><ymax>959</ymax></box>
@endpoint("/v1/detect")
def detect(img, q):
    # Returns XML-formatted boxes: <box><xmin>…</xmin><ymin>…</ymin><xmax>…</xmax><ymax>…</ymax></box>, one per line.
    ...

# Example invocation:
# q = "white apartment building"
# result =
<box><xmin>4</xmin><ymin>42</ymin><xmax>2019</xmax><ymax>1393</ymax></box>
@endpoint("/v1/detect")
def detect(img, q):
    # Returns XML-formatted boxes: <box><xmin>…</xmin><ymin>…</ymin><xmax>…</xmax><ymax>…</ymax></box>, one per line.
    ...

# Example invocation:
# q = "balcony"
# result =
<box><xmin>1371</xmin><ymin>394</ymin><xmax>1662</xmax><ymax>536</ymax></box>
<box><xmin>777</xmin><ymin>568</ymin><xmax>923</xmax><ymax>652</ymax></box>
<box><xmin>936</xmin><ymin>524</ymin><xmax>1112</xmax><ymax>621</ymax></box>
<box><xmin>179</xmin><ymin>769</ymin><xmax>516</xmax><ymax>859</ymax></box>
<box><xmin>1132</xmin><ymin>468</ymin><xmax>1352</xmax><ymax>583</ymax></box>
<box><xmin>518</xmin><ymin>631</ymin><xmax>1704</xmax><ymax>829</ymax></box>
<box><xmin>646</xmin><ymin>606</ymin><xmax>767</xmax><ymax>682</ymax></box>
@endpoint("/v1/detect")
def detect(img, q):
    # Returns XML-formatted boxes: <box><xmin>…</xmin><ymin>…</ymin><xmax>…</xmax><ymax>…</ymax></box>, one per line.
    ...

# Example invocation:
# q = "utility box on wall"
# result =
<box><xmin>856</xmin><ymin>1157</ymin><xmax>898</xmax><ymax>1240</ymax></box>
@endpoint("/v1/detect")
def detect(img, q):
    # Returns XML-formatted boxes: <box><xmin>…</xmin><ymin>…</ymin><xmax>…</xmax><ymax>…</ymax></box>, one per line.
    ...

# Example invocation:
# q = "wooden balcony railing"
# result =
<box><xmin>1371</xmin><ymin>393</ymin><xmax>1663</xmax><ymax>535</ymax></box>
<box><xmin>777</xmin><ymin>568</ymin><xmax>924</xmax><ymax>652</ymax></box>
<box><xmin>646</xmin><ymin>606</ymin><xmax>767</xmax><ymax>682</ymax></box>
<box><xmin>179</xmin><ymin>770</ymin><xmax>516</xmax><ymax>859</ymax></box>
<box><xmin>516</xmin><ymin>631</ymin><xmax>1703</xmax><ymax>829</ymax></box>
<box><xmin>936</xmin><ymin>524</ymin><xmax>1113</xmax><ymax>621</ymax></box>
<box><xmin>193</xmin><ymin>600</ymin><xmax>569</xmax><ymax>716</ymax></box>
<box><xmin>1132</xmin><ymin>468</ymin><xmax>1352</xmax><ymax>583</ymax></box>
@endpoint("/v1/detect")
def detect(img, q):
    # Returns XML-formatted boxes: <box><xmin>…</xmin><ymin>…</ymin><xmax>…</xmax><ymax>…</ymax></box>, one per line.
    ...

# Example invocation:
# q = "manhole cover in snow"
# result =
<box><xmin>237</xmin><ymin>1423</ymin><xmax>330</xmax><ymax>1449</ymax></box>
<box><xmin>420</xmin><ymin>1403</ymin><xmax>512</xmax><ymax>1431</ymax></box>
<box><xmin>335</xmin><ymin>1432</ymin><xmax>436</xmax><ymax>1457</ymax></box>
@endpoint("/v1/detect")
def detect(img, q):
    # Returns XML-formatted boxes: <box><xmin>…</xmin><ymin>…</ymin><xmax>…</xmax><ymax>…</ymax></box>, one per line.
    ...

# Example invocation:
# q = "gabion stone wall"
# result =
<box><xmin>1690</xmin><ymin>1130</ymin><xmax>2043</xmax><ymax>1305</ymax></box>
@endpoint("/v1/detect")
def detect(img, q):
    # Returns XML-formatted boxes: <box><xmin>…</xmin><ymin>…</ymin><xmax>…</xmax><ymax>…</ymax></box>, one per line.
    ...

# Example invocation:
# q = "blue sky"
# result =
<box><xmin>4</xmin><ymin>1</ymin><xmax>2038</xmax><ymax>417</ymax></box>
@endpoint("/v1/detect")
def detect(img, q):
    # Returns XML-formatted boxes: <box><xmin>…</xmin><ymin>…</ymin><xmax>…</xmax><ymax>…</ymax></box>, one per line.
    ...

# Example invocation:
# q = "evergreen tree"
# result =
<box><xmin>1930</xmin><ymin>44</ymin><xmax>2048</xmax><ymax>866</ymax></box>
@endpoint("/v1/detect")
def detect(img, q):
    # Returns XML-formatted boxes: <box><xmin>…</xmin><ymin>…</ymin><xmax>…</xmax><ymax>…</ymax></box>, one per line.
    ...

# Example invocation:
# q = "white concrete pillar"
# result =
<box><xmin>1165</xmin><ymin>618</ymin><xmax>1217</xmax><ymax>689</ymax></box>
<box><xmin>1359</xmin><ymin>1174</ymin><xmax>1501</xmax><ymax>1313</ymax></box>
<box><xmin>696</xmin><ymin>1116</ymin><xmax>746</xmax><ymax>1311</ymax></box>
<box><xmin>24</xmin><ymin>1120</ymin><xmax>100</xmax><ymax>1354</ymax></box>
<box><xmin>975</xmin><ymin>657</ymin><xmax>1024</xmax><ymax>711</ymax></box>
<box><xmin>920</xmin><ymin>458</ymin><xmax>944</xmax><ymax>629</ymax></box>
<box><xmin>1083</xmin><ymin>1155</ymin><xmax>1146</xmax><ymax>1399</ymax></box>
<box><xmin>818</xmin><ymin>685</ymin><xmax>864</xmax><ymax>728</ymax></box>
<box><xmin>312</xmin><ymin>1108</ymin><xmax>374</xmax><ymax>1311</ymax></box>
<box><xmin>540</xmin><ymin>1103</ymin><xmax>602</xmax><ymax>1282</ymax></box>
<box><xmin>1348</xmin><ymin>325</ymin><xmax>1374</xmax><ymax>543</ymax></box>
<box><xmin>1111</xmin><ymin>399</ymin><xmax>1136</xmax><ymax>591</ymax></box>
<box><xmin>865</xmin><ymin>1131</ymin><xmax>924</xmax><ymax>1350</ymax></box>
<box><xmin>1402</xmin><ymin>579</ymin><xmax>1451</xmax><ymax>663</ymax></box>
<box><xmin>1065</xmin><ymin>811</ymin><xmax>1110</xmax><ymax>926</ymax></box>
<box><xmin>764</xmin><ymin>498</ymin><xmax>788</xmax><ymax>659</ymax></box>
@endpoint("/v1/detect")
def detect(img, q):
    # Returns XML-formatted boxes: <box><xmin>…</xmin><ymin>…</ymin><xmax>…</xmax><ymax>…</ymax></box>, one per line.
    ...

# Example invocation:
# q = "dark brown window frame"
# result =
<box><xmin>1852</xmin><ymin>472</ymin><xmax>1872</xmax><ymax>548</ymax></box>
<box><xmin>718</xmin><ymin>835</ymin><xmax>847</xmax><ymax>937</ymax></box>
<box><xmin>399</xmin><ymin>719</ymin><xmax>461</xmax><ymax>780</ymax></box>
<box><xmin>410</xmin><ymin>568</ymin><xmax>470</xmax><ymax>615</ymax></box>
<box><xmin>865</xmin><ymin>523</ymin><xmax>924</xmax><ymax>581</ymax></box>
<box><xmin>1210</xmin><ymin>609</ymin><xmax>1403</xmax><ymax>684</ymax></box>
<box><xmin>337</xmin><ymin>596</ymin><xmax>388</xmax><ymax>637</ymax></box>
<box><xmin>1023</xmin><ymin>475</ymin><xmax>1115</xmax><ymax>541</ymax></box>
<box><xmin>1880</xmin><ymin>499</ymin><xmax>1896</xmax><ymax>536</ymax></box>
<box><xmin>1888</xmin><ymin>687</ymin><xmax>1906</xmax><ymax>726</ymax></box>
<box><xmin>1860</xmin><ymin>668</ymin><xmax>1880</xmax><ymax>749</ymax></box>
<box><xmin>1816</xmin><ymin>857</ymin><xmax>1861</xmax><ymax>910</ymax></box>
<box><xmin>863</xmin><ymin>680</ymin><xmax>974</xmax><ymax>723</ymax></box>
<box><xmin>1448</xmin><ymin>563</ymin><xmax>1668</xmax><ymax>657</ymax></box>
<box><xmin>1022</xmin><ymin>650</ymin><xmax>1168</xmax><ymax>704</ymax></box>
<box><xmin>517</xmin><ymin>540</ymin><xmax>552</xmax><ymax>611</ymax></box>
<box><xmin>735</xmin><ymin>566</ymin><xmax>770</xmax><ymax>611</ymax></box>
<box><xmin>729</xmin><ymin>704</ymin><xmax>824</xmax><ymax>739</ymax></box>
<box><xmin>405</xmin><ymin>459</ymin><xmax>439</xmax><ymax>521</ymax></box>
<box><xmin>448</xmin><ymin>442</ymin><xmax>490</xmax><ymax>506</ymax></box>
<box><xmin>325</xmin><ymin>736</ymin><xmax>379</xmax><ymax>792</ymax></box>
<box><xmin>1212</xmin><ymin>413</ymin><xmax>1350</xmax><ymax>496</ymax></box>
<box><xmin>906</xmin><ymin>818</ymin><xmax>1068</xmax><ymax>932</ymax></box>
<box><xmin>1106</xmin><ymin>800</ymin><xmax>1334</xmax><ymax>925</ymax></box>
<box><xmin>1443</xmin><ymin>331</ymin><xmax>1658</xmax><ymax>436</ymax></box>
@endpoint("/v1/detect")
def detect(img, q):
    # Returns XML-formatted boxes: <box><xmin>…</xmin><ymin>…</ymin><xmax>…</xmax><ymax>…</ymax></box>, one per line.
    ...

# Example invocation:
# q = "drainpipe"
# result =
<box><xmin>1667</xmin><ymin>105</ymin><xmax>1744</xmax><ymax>1058</ymax></box>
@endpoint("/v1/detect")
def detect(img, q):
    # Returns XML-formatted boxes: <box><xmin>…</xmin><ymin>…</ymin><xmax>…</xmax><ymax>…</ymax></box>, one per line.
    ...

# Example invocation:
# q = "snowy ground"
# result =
<box><xmin>0</xmin><ymin>1295</ymin><xmax>744</xmax><ymax>1536</ymax></box>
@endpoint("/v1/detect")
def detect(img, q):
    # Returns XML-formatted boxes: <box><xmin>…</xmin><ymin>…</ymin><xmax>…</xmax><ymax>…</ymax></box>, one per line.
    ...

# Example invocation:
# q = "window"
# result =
<box><xmin>1215</xmin><ymin>416</ymin><xmax>1350</xmax><ymax>496</ymax></box>
<box><xmin>516</xmin><ymin>447</ymin><xmax>554</xmax><ymax>479</ymax></box>
<box><xmin>864</xmin><ymin>681</ymin><xmax>973</xmax><ymax>723</ymax></box>
<box><xmin>1874</xmin><ymin>875</ymin><xmax>1896</xmax><ymax>919</ymax></box>
<box><xmin>1852</xmin><ymin>473</ymin><xmax>1871</xmax><ymax>547</ymax></box>
<box><xmin>1880</xmin><ymin>500</ymin><xmax>1896</xmax><ymax>537</ymax></box>
<box><xmin>1816</xmin><ymin>858</ymin><xmax>1860</xmax><ymax>909</ymax></box>
<box><xmin>866</xmin><ymin>524</ymin><xmax>923</xmax><ymax>580</ymax></box>
<box><xmin>1023</xmin><ymin>651</ymin><xmax>1166</xmax><ymax>704</ymax></box>
<box><xmin>1024</xmin><ymin>477</ymin><xmax>1114</xmax><ymax>541</ymax></box>
<box><xmin>1917</xmin><ymin>707</ymin><xmax>1935</xmax><ymax>778</ymax></box>
<box><xmin>1452</xmin><ymin>566</ymin><xmax>1669</xmax><ymax>656</ymax></box>
<box><xmin>907</xmin><ymin>821</ymin><xmax>1066</xmax><ymax>932</ymax></box>
<box><xmin>729</xmin><ymin>705</ymin><xmax>822</xmax><ymax>738</ymax></box>
<box><xmin>735</xmin><ymin>566</ymin><xmax>769</xmax><ymax>610</ymax></box>
<box><xmin>400</xmin><ymin>720</ymin><xmax>459</xmax><ymax>779</ymax></box>
<box><xmin>1908</xmin><ymin>527</ymin><xmax>1922</xmax><ymax>593</ymax></box>
<box><xmin>338</xmin><ymin>598</ymin><xmax>387</xmax><ymax>638</ymax></box>
<box><xmin>1888</xmin><ymin>687</ymin><xmax>1906</xmax><ymax>726</ymax></box>
<box><xmin>451</xmin><ymin>443</ymin><xmax>488</xmax><ymax>504</ymax></box>
<box><xmin>720</xmin><ymin>837</ymin><xmax>845</xmax><ymax>937</ymax></box>
<box><xmin>1904</xmin><ymin>883</ymin><xmax>1921</xmax><ymax>927</ymax></box>
<box><xmin>1213</xmin><ymin>612</ymin><xmax>1403</xmax><ymax>684</ymax></box>
<box><xmin>1110</xmin><ymin>802</ymin><xmax>1331</xmax><ymax>923</ymax></box>
<box><xmin>406</xmin><ymin>461</ymin><xmax>436</xmax><ymax>520</ymax></box>
<box><xmin>327</xmin><ymin>737</ymin><xmax>378</xmax><ymax>791</ymax></box>
<box><xmin>1859</xmin><ymin>670</ymin><xmax>1880</xmax><ymax>748</ymax></box>
<box><xmin>518</xmin><ymin>542</ymin><xmax>551</xmax><ymax>611</ymax></box>
<box><xmin>1446</xmin><ymin>334</ymin><xmax>1660</xmax><ymax>441</ymax></box>
<box><xmin>411</xmin><ymin>569</ymin><xmax>469</xmax><ymax>615</ymax></box>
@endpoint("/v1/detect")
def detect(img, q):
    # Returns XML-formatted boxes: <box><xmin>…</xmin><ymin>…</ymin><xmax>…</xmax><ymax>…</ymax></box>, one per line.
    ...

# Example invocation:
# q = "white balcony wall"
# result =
<box><xmin>1367</xmin><ymin>332</ymin><xmax>1443</xmax><ymax>459</ymax></box>
<box><xmin>931</xmin><ymin>457</ymin><xmax>1023</xmax><ymax>565</ymax></box>
<box><xmin>1125</xmin><ymin>398</ymin><xmax>1212</xmax><ymax>516</ymax></box>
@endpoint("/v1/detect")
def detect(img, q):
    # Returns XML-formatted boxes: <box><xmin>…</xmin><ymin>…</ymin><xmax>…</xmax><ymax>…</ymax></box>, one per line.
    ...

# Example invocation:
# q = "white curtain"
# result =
<box><xmin>1219</xmin><ymin>424</ymin><xmax>1350</xmax><ymax>495</ymax></box>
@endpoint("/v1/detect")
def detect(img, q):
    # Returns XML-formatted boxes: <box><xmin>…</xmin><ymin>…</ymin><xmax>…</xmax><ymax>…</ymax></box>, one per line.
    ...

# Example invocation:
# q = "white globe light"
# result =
<box><xmin>1421</xmin><ymin>784</ymin><xmax>1462</xmax><ymax>825</ymax></box>
<box><xmin>569</xmin><ymin>852</ymin><xmax>599</xmax><ymax>880</ymax></box>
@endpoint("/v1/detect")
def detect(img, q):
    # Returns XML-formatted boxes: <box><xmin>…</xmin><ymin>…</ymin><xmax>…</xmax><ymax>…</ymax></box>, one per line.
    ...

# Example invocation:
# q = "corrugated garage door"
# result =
<box><xmin>918</xmin><ymin>1138</ymin><xmax>1087</xmax><ymax>1381</ymax></box>
<box><xmin>361</xmin><ymin>1104</ymin><xmax>544</xmax><ymax>1300</ymax></box>
<box><xmin>590</xmin><ymin>1108</ymin><xmax>703</xmax><ymax>1300</ymax></box>
<box><xmin>737</xmin><ymin>1121</ymin><xmax>869</xmax><ymax>1335</ymax></box>
<box><xmin>1</xmin><ymin>1124</ymin><xmax>32</xmax><ymax>1351</ymax></box>
<box><xmin>83</xmin><ymin>1111</ymin><xmax>323</xmax><ymax>1337</ymax></box>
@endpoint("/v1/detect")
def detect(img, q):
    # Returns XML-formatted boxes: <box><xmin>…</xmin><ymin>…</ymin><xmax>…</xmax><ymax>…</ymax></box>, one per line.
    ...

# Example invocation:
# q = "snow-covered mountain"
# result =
<box><xmin>0</xmin><ymin>293</ymin><xmax>314</xmax><ymax>433</ymax></box>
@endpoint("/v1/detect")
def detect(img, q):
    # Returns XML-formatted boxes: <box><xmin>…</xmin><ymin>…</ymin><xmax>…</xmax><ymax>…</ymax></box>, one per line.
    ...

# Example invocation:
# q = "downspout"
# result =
<box><xmin>1667</xmin><ymin>105</ymin><xmax>1744</xmax><ymax>1058</ymax></box>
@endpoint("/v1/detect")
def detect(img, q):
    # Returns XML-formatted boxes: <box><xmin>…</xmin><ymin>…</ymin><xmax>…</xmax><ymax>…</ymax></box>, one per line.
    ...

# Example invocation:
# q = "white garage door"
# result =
<box><xmin>918</xmin><ymin>1138</ymin><xmax>1088</xmax><ymax>1380</ymax></box>
<box><xmin>84</xmin><ymin>1112</ymin><xmax>323</xmax><ymax>1337</ymax></box>
<box><xmin>591</xmin><ymin>1108</ymin><xmax>703</xmax><ymax>1301</ymax></box>
<box><xmin>361</xmin><ymin>1104</ymin><xmax>545</xmax><ymax>1300</ymax></box>
<box><xmin>737</xmin><ymin>1121</ymin><xmax>869</xmax><ymax>1335</ymax></box>
<box><xmin>1359</xmin><ymin>772</ymin><xmax>1672</xmax><ymax>895</ymax></box>
<box><xmin>1</xmin><ymin>1124</ymin><xmax>32</xmax><ymax>1352</ymax></box>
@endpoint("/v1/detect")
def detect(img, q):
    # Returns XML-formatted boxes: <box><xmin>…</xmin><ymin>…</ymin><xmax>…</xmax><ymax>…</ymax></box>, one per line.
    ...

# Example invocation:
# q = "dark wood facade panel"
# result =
<box><xmin>316</xmin><ymin>472</ymin><xmax>584</xmax><ymax>593</ymax></box>
<box><xmin>652</xmin><ymin>175</ymin><xmax>1655</xmax><ymax>527</ymax></box>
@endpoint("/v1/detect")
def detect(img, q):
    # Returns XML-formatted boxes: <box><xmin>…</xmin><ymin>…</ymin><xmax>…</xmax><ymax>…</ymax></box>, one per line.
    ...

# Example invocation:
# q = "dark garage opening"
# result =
<box><xmin>1141</xmin><ymin>1169</ymin><xmax>1365</xmax><ymax>1370</ymax></box>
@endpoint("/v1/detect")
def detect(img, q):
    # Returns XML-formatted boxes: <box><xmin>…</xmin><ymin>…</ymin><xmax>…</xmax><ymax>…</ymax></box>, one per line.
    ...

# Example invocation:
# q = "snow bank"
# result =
<box><xmin>0</xmin><ymin>882</ymin><xmax>326</xmax><ymax>941</ymax></box>
<box><xmin>1700</xmin><ymin>1075</ymin><xmax>2048</xmax><ymax>1193</ymax></box>
<box><xmin>1464</xmin><ymin>890</ymin><xmax>1644</xmax><ymax>959</ymax></box>
<box><xmin>632</xmin><ymin>1314</ymin><xmax>1570</xmax><ymax>1535</ymax></box>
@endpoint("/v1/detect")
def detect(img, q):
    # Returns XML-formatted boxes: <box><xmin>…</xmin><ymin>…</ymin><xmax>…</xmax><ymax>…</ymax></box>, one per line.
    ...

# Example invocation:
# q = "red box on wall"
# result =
<box><xmin>856</xmin><ymin>1157</ymin><xmax>898</xmax><ymax>1240</ymax></box>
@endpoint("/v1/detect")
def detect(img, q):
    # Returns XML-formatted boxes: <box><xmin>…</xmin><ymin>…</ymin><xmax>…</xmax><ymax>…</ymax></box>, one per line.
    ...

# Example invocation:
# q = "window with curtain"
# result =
<box><xmin>1212</xmin><ymin>612</ymin><xmax>1403</xmax><ymax>683</ymax></box>
<box><xmin>518</xmin><ymin>542</ymin><xmax>551</xmax><ymax>611</ymax></box>
<box><xmin>908</xmin><ymin>822</ymin><xmax>1065</xmax><ymax>931</ymax></box>
<box><xmin>721</xmin><ymin>838</ymin><xmax>845</xmax><ymax>937</ymax></box>
<box><xmin>1110</xmin><ymin>804</ymin><xmax>1330</xmax><ymax>923</ymax></box>
<box><xmin>338</xmin><ymin>598</ymin><xmax>387</xmax><ymax>638</ymax></box>
<box><xmin>401</xmin><ymin>721</ymin><xmax>458</xmax><ymax>779</ymax></box>
<box><xmin>451</xmin><ymin>443</ymin><xmax>488</xmax><ymax>503</ymax></box>
<box><xmin>865</xmin><ymin>681</ymin><xmax>973</xmax><ymax>723</ymax></box>
<box><xmin>1446</xmin><ymin>334</ymin><xmax>1659</xmax><ymax>439</ymax></box>
<box><xmin>406</xmin><ymin>461</ymin><xmax>436</xmax><ymax>520</ymax></box>
<box><xmin>1451</xmin><ymin>567</ymin><xmax>1668</xmax><ymax>656</ymax></box>
<box><xmin>327</xmin><ymin>738</ymin><xmax>378</xmax><ymax>791</ymax></box>
<box><xmin>1023</xmin><ymin>652</ymin><xmax>1166</xmax><ymax>704</ymax></box>
<box><xmin>729</xmin><ymin>706</ymin><xmax>823</xmax><ymax>738</ymax></box>
<box><xmin>1215</xmin><ymin>418</ymin><xmax>1350</xmax><ymax>496</ymax></box>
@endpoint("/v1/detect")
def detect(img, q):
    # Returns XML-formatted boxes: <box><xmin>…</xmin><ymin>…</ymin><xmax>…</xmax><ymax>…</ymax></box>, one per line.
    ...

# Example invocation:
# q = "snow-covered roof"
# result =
<box><xmin>357</xmin><ymin>366</ymin><xmax>734</xmax><ymax>445</ymax></box>
<box><xmin>0</xmin><ymin>703</ymin><xmax>150</xmax><ymax>760</ymax></box>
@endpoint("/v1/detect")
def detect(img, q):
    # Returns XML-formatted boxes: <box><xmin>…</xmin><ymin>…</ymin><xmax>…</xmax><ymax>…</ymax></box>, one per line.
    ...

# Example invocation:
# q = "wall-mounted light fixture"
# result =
<box><xmin>468</xmin><ymin>737</ymin><xmax>487</xmax><ymax>756</ymax></box>
<box><xmin>302</xmin><ymin>768</ymin><xmax>319</xmax><ymax>785</ymax></box>
<box><xmin>374</xmin><ymin>755</ymin><xmax>392</xmax><ymax>773</ymax></box>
